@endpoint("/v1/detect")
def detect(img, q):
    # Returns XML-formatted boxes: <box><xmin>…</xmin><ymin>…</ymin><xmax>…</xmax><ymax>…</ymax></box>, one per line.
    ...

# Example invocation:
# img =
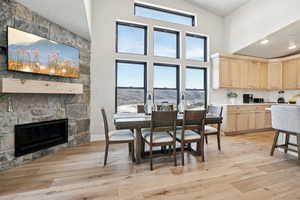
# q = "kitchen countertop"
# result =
<box><xmin>216</xmin><ymin>103</ymin><xmax>277</xmax><ymax>106</ymax></box>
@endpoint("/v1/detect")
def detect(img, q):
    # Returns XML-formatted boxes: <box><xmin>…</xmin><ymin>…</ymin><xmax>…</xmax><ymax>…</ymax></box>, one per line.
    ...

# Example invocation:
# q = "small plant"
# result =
<box><xmin>227</xmin><ymin>92</ymin><xmax>238</xmax><ymax>98</ymax></box>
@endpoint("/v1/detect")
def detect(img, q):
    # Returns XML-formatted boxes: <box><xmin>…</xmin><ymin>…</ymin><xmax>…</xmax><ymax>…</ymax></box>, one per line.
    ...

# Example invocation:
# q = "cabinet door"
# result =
<box><xmin>265</xmin><ymin>110</ymin><xmax>272</xmax><ymax>128</ymax></box>
<box><xmin>240</xmin><ymin>60</ymin><xmax>249</xmax><ymax>88</ymax></box>
<box><xmin>248</xmin><ymin>61</ymin><xmax>259</xmax><ymax>89</ymax></box>
<box><xmin>283</xmin><ymin>60</ymin><xmax>297</xmax><ymax>89</ymax></box>
<box><xmin>296</xmin><ymin>59</ymin><xmax>300</xmax><ymax>88</ymax></box>
<box><xmin>268</xmin><ymin>62</ymin><xmax>283</xmax><ymax>90</ymax></box>
<box><xmin>255</xmin><ymin>111</ymin><xmax>265</xmax><ymax>129</ymax></box>
<box><xmin>220</xmin><ymin>58</ymin><xmax>232</xmax><ymax>88</ymax></box>
<box><xmin>236</xmin><ymin>112</ymin><xmax>249</xmax><ymax>131</ymax></box>
<box><xmin>227</xmin><ymin>113</ymin><xmax>237</xmax><ymax>132</ymax></box>
<box><xmin>249</xmin><ymin>111</ymin><xmax>256</xmax><ymax>129</ymax></box>
<box><xmin>230</xmin><ymin>59</ymin><xmax>241</xmax><ymax>88</ymax></box>
<box><xmin>259</xmin><ymin>63</ymin><xmax>268</xmax><ymax>89</ymax></box>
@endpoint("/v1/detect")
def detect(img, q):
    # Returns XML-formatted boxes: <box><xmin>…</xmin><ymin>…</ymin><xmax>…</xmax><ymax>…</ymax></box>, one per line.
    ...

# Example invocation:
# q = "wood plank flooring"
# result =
<box><xmin>1</xmin><ymin>131</ymin><xmax>300</xmax><ymax>200</ymax></box>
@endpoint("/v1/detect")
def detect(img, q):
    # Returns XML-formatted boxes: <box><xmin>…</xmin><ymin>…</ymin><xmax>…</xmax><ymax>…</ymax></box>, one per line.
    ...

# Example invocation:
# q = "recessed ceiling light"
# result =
<box><xmin>288</xmin><ymin>45</ymin><xmax>297</xmax><ymax>50</ymax></box>
<box><xmin>260</xmin><ymin>39</ymin><xmax>269</xmax><ymax>45</ymax></box>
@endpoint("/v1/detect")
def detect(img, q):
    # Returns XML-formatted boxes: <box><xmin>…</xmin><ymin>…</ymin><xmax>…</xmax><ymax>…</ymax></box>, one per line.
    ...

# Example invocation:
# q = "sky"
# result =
<box><xmin>135</xmin><ymin>6</ymin><xmax>193</xmax><ymax>26</ymax></box>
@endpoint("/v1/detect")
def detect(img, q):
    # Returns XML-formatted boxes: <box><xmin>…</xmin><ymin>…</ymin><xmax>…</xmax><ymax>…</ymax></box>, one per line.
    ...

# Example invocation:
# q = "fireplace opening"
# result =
<box><xmin>15</xmin><ymin>119</ymin><xmax>68</xmax><ymax>157</ymax></box>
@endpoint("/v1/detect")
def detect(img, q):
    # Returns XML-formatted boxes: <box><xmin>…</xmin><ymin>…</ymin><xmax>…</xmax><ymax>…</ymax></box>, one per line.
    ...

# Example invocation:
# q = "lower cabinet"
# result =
<box><xmin>236</xmin><ymin>112</ymin><xmax>250</xmax><ymax>131</ymax></box>
<box><xmin>222</xmin><ymin>105</ymin><xmax>273</xmax><ymax>135</ymax></box>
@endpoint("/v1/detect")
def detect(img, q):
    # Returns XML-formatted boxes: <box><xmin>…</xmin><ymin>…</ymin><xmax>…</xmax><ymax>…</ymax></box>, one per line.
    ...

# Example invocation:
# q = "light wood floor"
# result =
<box><xmin>1</xmin><ymin>131</ymin><xmax>300</xmax><ymax>200</ymax></box>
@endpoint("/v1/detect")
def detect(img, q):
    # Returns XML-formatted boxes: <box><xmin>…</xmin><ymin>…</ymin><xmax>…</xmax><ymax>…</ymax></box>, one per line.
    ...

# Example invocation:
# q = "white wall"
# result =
<box><xmin>90</xmin><ymin>0</ymin><xmax>224</xmax><ymax>140</ymax></box>
<box><xmin>224</xmin><ymin>0</ymin><xmax>300</xmax><ymax>53</ymax></box>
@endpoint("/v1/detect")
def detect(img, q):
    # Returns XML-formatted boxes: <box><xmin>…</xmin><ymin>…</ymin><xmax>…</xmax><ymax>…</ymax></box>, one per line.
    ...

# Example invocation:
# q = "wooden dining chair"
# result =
<box><xmin>204</xmin><ymin>105</ymin><xmax>223</xmax><ymax>151</ymax></box>
<box><xmin>171</xmin><ymin>110</ymin><xmax>206</xmax><ymax>165</ymax></box>
<box><xmin>141</xmin><ymin>111</ymin><xmax>177</xmax><ymax>170</ymax></box>
<box><xmin>101</xmin><ymin>108</ymin><xmax>135</xmax><ymax>166</ymax></box>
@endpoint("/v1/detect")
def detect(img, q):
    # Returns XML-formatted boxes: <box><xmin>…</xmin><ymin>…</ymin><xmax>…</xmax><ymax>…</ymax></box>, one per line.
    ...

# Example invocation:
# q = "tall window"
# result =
<box><xmin>154</xmin><ymin>28</ymin><xmax>179</xmax><ymax>58</ymax></box>
<box><xmin>154</xmin><ymin>64</ymin><xmax>179</xmax><ymax>108</ymax></box>
<box><xmin>135</xmin><ymin>3</ymin><xmax>195</xmax><ymax>26</ymax></box>
<box><xmin>186</xmin><ymin>33</ymin><xmax>207</xmax><ymax>61</ymax></box>
<box><xmin>116</xmin><ymin>22</ymin><xmax>147</xmax><ymax>55</ymax></box>
<box><xmin>116</xmin><ymin>60</ymin><xmax>146</xmax><ymax>112</ymax></box>
<box><xmin>185</xmin><ymin>67</ymin><xmax>207</xmax><ymax>110</ymax></box>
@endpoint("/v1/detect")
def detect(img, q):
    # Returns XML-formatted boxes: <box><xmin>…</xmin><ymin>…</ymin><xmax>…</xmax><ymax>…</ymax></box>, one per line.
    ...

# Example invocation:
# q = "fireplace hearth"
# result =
<box><xmin>15</xmin><ymin>119</ymin><xmax>68</xmax><ymax>157</ymax></box>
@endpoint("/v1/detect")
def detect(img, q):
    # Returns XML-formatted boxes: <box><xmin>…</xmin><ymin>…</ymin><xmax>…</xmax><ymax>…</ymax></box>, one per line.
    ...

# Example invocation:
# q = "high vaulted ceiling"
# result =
<box><xmin>15</xmin><ymin>0</ymin><xmax>91</xmax><ymax>40</ymax></box>
<box><xmin>237</xmin><ymin>20</ymin><xmax>300</xmax><ymax>59</ymax></box>
<box><xmin>187</xmin><ymin>0</ymin><xmax>250</xmax><ymax>16</ymax></box>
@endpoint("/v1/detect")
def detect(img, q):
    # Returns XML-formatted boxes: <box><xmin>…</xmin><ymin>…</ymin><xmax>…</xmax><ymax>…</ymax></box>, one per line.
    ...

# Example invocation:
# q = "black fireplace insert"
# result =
<box><xmin>15</xmin><ymin>119</ymin><xmax>68</xmax><ymax>157</ymax></box>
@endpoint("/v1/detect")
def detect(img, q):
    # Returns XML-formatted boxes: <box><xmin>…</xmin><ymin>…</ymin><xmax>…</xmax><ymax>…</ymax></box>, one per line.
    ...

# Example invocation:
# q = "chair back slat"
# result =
<box><xmin>101</xmin><ymin>108</ymin><xmax>109</xmax><ymax>141</ymax></box>
<box><xmin>183</xmin><ymin>110</ymin><xmax>206</xmax><ymax>129</ymax></box>
<box><xmin>151</xmin><ymin>111</ymin><xmax>177</xmax><ymax>132</ymax></box>
<box><xmin>207</xmin><ymin>105</ymin><xmax>223</xmax><ymax>117</ymax></box>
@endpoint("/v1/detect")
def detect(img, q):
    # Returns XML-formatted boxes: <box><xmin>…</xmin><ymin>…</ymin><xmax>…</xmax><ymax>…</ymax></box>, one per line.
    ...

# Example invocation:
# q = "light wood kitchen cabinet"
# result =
<box><xmin>212</xmin><ymin>54</ymin><xmax>268</xmax><ymax>90</ymax></box>
<box><xmin>296</xmin><ymin>59</ymin><xmax>300</xmax><ymax>88</ymax></box>
<box><xmin>283</xmin><ymin>59</ymin><xmax>298</xmax><ymax>89</ymax></box>
<box><xmin>230</xmin><ymin>59</ymin><xmax>241</xmax><ymax>88</ymax></box>
<box><xmin>268</xmin><ymin>62</ymin><xmax>283</xmax><ymax>90</ymax></box>
<box><xmin>222</xmin><ymin>105</ymin><xmax>273</xmax><ymax>135</ymax></box>
<box><xmin>236</xmin><ymin>112</ymin><xmax>249</xmax><ymax>131</ymax></box>
<box><xmin>212</xmin><ymin>53</ymin><xmax>300</xmax><ymax>90</ymax></box>
<box><xmin>265</xmin><ymin>111</ymin><xmax>272</xmax><ymax>128</ymax></box>
<box><xmin>240</xmin><ymin>60</ymin><xmax>249</xmax><ymax>88</ymax></box>
<box><xmin>255</xmin><ymin>111</ymin><xmax>265</xmax><ymax>129</ymax></box>
<box><xmin>227</xmin><ymin>112</ymin><xmax>237</xmax><ymax>132</ymax></box>
<box><xmin>248</xmin><ymin>61</ymin><xmax>260</xmax><ymax>89</ymax></box>
<box><xmin>259</xmin><ymin>63</ymin><xmax>268</xmax><ymax>89</ymax></box>
<box><xmin>249</xmin><ymin>112</ymin><xmax>256</xmax><ymax>129</ymax></box>
<box><xmin>219</xmin><ymin>58</ymin><xmax>232</xmax><ymax>88</ymax></box>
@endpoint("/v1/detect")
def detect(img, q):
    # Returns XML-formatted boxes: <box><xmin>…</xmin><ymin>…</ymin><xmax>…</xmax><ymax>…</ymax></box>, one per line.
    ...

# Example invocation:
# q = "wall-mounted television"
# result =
<box><xmin>7</xmin><ymin>27</ymin><xmax>80</xmax><ymax>78</ymax></box>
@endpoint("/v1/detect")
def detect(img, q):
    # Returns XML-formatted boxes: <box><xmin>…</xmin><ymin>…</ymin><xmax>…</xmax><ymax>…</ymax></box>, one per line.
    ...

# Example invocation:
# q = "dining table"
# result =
<box><xmin>113</xmin><ymin>112</ymin><xmax>223</xmax><ymax>164</ymax></box>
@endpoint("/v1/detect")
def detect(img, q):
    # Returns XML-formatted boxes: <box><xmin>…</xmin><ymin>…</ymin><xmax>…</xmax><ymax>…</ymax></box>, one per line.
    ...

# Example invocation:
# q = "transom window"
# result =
<box><xmin>116</xmin><ymin>60</ymin><xmax>146</xmax><ymax>112</ymax></box>
<box><xmin>154</xmin><ymin>28</ymin><xmax>179</xmax><ymax>58</ymax></box>
<box><xmin>135</xmin><ymin>3</ymin><xmax>195</xmax><ymax>27</ymax></box>
<box><xmin>116</xmin><ymin>22</ymin><xmax>147</xmax><ymax>55</ymax></box>
<box><xmin>154</xmin><ymin>64</ymin><xmax>179</xmax><ymax>108</ymax></box>
<box><xmin>186</xmin><ymin>33</ymin><xmax>207</xmax><ymax>61</ymax></box>
<box><xmin>185</xmin><ymin>67</ymin><xmax>207</xmax><ymax>110</ymax></box>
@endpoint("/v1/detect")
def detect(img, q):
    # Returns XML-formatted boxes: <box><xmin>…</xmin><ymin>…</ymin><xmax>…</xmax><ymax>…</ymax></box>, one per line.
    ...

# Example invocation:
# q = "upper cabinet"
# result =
<box><xmin>212</xmin><ymin>53</ymin><xmax>300</xmax><ymax>91</ymax></box>
<box><xmin>212</xmin><ymin>54</ymin><xmax>269</xmax><ymax>90</ymax></box>
<box><xmin>268</xmin><ymin>62</ymin><xmax>282</xmax><ymax>90</ymax></box>
<box><xmin>283</xmin><ymin>59</ymin><xmax>298</xmax><ymax>89</ymax></box>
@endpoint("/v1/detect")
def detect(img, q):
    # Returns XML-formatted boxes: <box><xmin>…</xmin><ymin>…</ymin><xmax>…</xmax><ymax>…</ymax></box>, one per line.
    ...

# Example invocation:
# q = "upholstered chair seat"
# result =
<box><xmin>109</xmin><ymin>130</ymin><xmax>134</xmax><ymax>141</ymax></box>
<box><xmin>172</xmin><ymin>130</ymin><xmax>201</xmax><ymax>140</ymax></box>
<box><xmin>205</xmin><ymin>125</ymin><xmax>218</xmax><ymax>134</ymax></box>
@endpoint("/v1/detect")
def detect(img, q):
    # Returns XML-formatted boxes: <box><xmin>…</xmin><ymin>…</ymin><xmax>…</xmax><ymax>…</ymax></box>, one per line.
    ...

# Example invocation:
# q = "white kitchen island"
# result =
<box><xmin>270</xmin><ymin>105</ymin><xmax>300</xmax><ymax>158</ymax></box>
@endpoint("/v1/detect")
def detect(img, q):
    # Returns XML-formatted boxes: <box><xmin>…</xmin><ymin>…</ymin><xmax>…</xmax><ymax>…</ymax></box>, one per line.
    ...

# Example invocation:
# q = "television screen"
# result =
<box><xmin>7</xmin><ymin>27</ymin><xmax>80</xmax><ymax>78</ymax></box>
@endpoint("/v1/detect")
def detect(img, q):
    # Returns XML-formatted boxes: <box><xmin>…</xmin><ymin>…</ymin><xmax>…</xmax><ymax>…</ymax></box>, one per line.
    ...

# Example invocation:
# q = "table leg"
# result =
<box><xmin>135</xmin><ymin>128</ymin><xmax>142</xmax><ymax>164</ymax></box>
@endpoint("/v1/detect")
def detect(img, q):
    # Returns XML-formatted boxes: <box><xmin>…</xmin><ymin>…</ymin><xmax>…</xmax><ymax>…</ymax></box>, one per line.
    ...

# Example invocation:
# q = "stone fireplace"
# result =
<box><xmin>0</xmin><ymin>1</ymin><xmax>91</xmax><ymax>171</ymax></box>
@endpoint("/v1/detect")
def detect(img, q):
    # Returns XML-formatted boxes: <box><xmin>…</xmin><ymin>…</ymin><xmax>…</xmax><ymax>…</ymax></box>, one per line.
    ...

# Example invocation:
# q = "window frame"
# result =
<box><xmin>115</xmin><ymin>60</ymin><xmax>147</xmax><ymax>113</ymax></box>
<box><xmin>153</xmin><ymin>63</ymin><xmax>180</xmax><ymax>107</ymax></box>
<box><xmin>134</xmin><ymin>3</ymin><xmax>196</xmax><ymax>27</ymax></box>
<box><xmin>185</xmin><ymin>33</ymin><xmax>208</xmax><ymax>62</ymax></box>
<box><xmin>116</xmin><ymin>21</ymin><xmax>148</xmax><ymax>55</ymax></box>
<box><xmin>185</xmin><ymin>66</ymin><xmax>208</xmax><ymax>109</ymax></box>
<box><xmin>153</xmin><ymin>27</ymin><xmax>180</xmax><ymax>59</ymax></box>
